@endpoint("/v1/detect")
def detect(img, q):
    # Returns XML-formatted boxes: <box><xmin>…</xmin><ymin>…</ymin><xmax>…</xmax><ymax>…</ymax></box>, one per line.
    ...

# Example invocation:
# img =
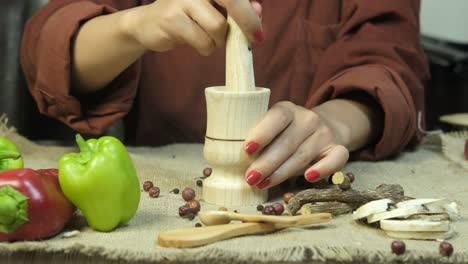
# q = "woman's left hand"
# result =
<box><xmin>243</xmin><ymin>101</ymin><xmax>350</xmax><ymax>189</ymax></box>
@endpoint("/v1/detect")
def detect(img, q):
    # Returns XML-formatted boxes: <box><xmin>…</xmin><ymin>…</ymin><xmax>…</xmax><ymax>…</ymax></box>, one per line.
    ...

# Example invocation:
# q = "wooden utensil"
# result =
<box><xmin>157</xmin><ymin>213</ymin><xmax>332</xmax><ymax>248</ymax></box>
<box><xmin>199</xmin><ymin>210</ymin><xmax>307</xmax><ymax>225</ymax></box>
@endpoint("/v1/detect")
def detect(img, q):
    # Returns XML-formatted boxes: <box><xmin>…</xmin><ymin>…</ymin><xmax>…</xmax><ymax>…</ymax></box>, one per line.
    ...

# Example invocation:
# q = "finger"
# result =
<box><xmin>245</xmin><ymin>110</ymin><xmax>320</xmax><ymax>187</ymax></box>
<box><xmin>251</xmin><ymin>1</ymin><xmax>262</xmax><ymax>17</ymax></box>
<box><xmin>244</xmin><ymin>101</ymin><xmax>295</xmax><ymax>155</ymax></box>
<box><xmin>214</xmin><ymin>0</ymin><xmax>263</xmax><ymax>43</ymax></box>
<box><xmin>186</xmin><ymin>0</ymin><xmax>228</xmax><ymax>48</ymax></box>
<box><xmin>175</xmin><ymin>15</ymin><xmax>216</xmax><ymax>56</ymax></box>
<box><xmin>303</xmin><ymin>145</ymin><xmax>349</xmax><ymax>183</ymax></box>
<box><xmin>255</xmin><ymin>127</ymin><xmax>333</xmax><ymax>189</ymax></box>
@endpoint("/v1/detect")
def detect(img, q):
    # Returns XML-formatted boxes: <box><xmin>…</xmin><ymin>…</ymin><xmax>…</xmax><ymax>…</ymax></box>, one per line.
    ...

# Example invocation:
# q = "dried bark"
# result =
<box><xmin>287</xmin><ymin>184</ymin><xmax>409</xmax><ymax>215</ymax></box>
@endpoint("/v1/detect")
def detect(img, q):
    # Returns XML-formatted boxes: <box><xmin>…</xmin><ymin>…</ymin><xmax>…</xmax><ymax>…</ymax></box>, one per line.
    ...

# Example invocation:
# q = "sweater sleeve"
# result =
<box><xmin>20</xmin><ymin>0</ymin><xmax>141</xmax><ymax>135</ymax></box>
<box><xmin>305</xmin><ymin>0</ymin><xmax>430</xmax><ymax>160</ymax></box>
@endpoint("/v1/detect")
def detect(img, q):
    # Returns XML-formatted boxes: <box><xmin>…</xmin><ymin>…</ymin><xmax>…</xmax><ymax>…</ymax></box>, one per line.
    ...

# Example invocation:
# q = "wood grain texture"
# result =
<box><xmin>157</xmin><ymin>213</ymin><xmax>331</xmax><ymax>248</ymax></box>
<box><xmin>225</xmin><ymin>16</ymin><xmax>255</xmax><ymax>92</ymax></box>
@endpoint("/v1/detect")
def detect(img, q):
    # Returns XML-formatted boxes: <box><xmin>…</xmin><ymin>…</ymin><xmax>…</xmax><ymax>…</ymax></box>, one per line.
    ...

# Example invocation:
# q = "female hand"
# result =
<box><xmin>243</xmin><ymin>101</ymin><xmax>351</xmax><ymax>189</ymax></box>
<box><xmin>124</xmin><ymin>0</ymin><xmax>264</xmax><ymax>56</ymax></box>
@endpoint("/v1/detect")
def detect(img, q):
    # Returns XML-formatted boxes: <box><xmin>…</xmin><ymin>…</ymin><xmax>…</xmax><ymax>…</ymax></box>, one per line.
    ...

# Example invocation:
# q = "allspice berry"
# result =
<box><xmin>148</xmin><ymin>186</ymin><xmax>160</xmax><ymax>198</ymax></box>
<box><xmin>283</xmin><ymin>192</ymin><xmax>294</xmax><ymax>204</ymax></box>
<box><xmin>256</xmin><ymin>205</ymin><xmax>264</xmax><ymax>212</ymax></box>
<box><xmin>272</xmin><ymin>203</ymin><xmax>285</xmax><ymax>215</ymax></box>
<box><xmin>170</xmin><ymin>188</ymin><xmax>180</xmax><ymax>194</ymax></box>
<box><xmin>178</xmin><ymin>205</ymin><xmax>192</xmax><ymax>217</ymax></box>
<box><xmin>262</xmin><ymin>205</ymin><xmax>275</xmax><ymax>215</ymax></box>
<box><xmin>345</xmin><ymin>172</ymin><xmax>355</xmax><ymax>183</ymax></box>
<box><xmin>143</xmin><ymin>181</ymin><xmax>153</xmax><ymax>192</ymax></box>
<box><xmin>439</xmin><ymin>241</ymin><xmax>453</xmax><ymax>257</ymax></box>
<box><xmin>186</xmin><ymin>200</ymin><xmax>201</xmax><ymax>214</ymax></box>
<box><xmin>391</xmin><ymin>240</ymin><xmax>406</xmax><ymax>255</ymax></box>
<box><xmin>203</xmin><ymin>167</ymin><xmax>212</xmax><ymax>177</ymax></box>
<box><xmin>182</xmin><ymin>187</ymin><xmax>196</xmax><ymax>201</ymax></box>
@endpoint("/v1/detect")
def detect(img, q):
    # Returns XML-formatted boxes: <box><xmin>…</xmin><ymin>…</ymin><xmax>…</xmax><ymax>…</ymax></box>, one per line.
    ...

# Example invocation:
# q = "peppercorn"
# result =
<box><xmin>179</xmin><ymin>205</ymin><xmax>192</xmax><ymax>217</ymax></box>
<box><xmin>148</xmin><ymin>186</ymin><xmax>160</xmax><ymax>198</ymax></box>
<box><xmin>203</xmin><ymin>167</ymin><xmax>212</xmax><ymax>177</ymax></box>
<box><xmin>187</xmin><ymin>213</ymin><xmax>195</xmax><ymax>220</ymax></box>
<box><xmin>218</xmin><ymin>207</ymin><xmax>228</xmax><ymax>211</ymax></box>
<box><xmin>182</xmin><ymin>187</ymin><xmax>196</xmax><ymax>201</ymax></box>
<box><xmin>234</xmin><ymin>210</ymin><xmax>239</xmax><ymax>213</ymax></box>
<box><xmin>391</xmin><ymin>240</ymin><xmax>406</xmax><ymax>255</ymax></box>
<box><xmin>439</xmin><ymin>241</ymin><xmax>453</xmax><ymax>257</ymax></box>
<box><xmin>272</xmin><ymin>203</ymin><xmax>284</xmax><ymax>215</ymax></box>
<box><xmin>262</xmin><ymin>205</ymin><xmax>275</xmax><ymax>215</ymax></box>
<box><xmin>283</xmin><ymin>192</ymin><xmax>294</xmax><ymax>204</ymax></box>
<box><xmin>256</xmin><ymin>205</ymin><xmax>264</xmax><ymax>212</ymax></box>
<box><xmin>196</xmin><ymin>179</ymin><xmax>203</xmax><ymax>187</ymax></box>
<box><xmin>195</xmin><ymin>223</ymin><xmax>202</xmax><ymax>228</ymax></box>
<box><xmin>186</xmin><ymin>200</ymin><xmax>201</xmax><ymax>214</ymax></box>
<box><xmin>170</xmin><ymin>188</ymin><xmax>180</xmax><ymax>194</ymax></box>
<box><xmin>142</xmin><ymin>181</ymin><xmax>153</xmax><ymax>192</ymax></box>
<box><xmin>345</xmin><ymin>172</ymin><xmax>355</xmax><ymax>183</ymax></box>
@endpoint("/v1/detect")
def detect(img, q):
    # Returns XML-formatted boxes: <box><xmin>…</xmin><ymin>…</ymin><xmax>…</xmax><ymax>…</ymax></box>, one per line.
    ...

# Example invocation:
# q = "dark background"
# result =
<box><xmin>1</xmin><ymin>0</ymin><xmax>467</xmax><ymax>144</ymax></box>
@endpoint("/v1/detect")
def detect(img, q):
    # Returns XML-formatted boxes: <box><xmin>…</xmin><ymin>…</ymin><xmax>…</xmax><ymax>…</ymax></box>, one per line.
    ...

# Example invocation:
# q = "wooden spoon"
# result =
<box><xmin>199</xmin><ymin>210</ymin><xmax>305</xmax><ymax>225</ymax></box>
<box><xmin>157</xmin><ymin>213</ymin><xmax>332</xmax><ymax>248</ymax></box>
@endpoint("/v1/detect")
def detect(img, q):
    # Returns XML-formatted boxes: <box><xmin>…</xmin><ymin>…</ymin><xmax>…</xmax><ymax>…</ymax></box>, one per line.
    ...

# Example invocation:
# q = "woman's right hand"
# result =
<box><xmin>122</xmin><ymin>0</ymin><xmax>264</xmax><ymax>56</ymax></box>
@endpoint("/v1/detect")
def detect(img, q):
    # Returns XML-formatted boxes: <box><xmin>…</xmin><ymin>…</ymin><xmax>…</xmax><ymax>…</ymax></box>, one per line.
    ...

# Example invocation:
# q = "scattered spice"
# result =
<box><xmin>195</xmin><ymin>223</ymin><xmax>202</xmax><ymax>228</ymax></box>
<box><xmin>234</xmin><ymin>210</ymin><xmax>239</xmax><ymax>213</ymax></box>
<box><xmin>262</xmin><ymin>205</ymin><xmax>275</xmax><ymax>215</ymax></box>
<box><xmin>345</xmin><ymin>172</ymin><xmax>355</xmax><ymax>183</ymax></box>
<box><xmin>186</xmin><ymin>200</ymin><xmax>201</xmax><ymax>213</ymax></box>
<box><xmin>196</xmin><ymin>180</ymin><xmax>203</xmax><ymax>187</ymax></box>
<box><xmin>182</xmin><ymin>187</ymin><xmax>196</xmax><ymax>201</ymax></box>
<box><xmin>170</xmin><ymin>188</ymin><xmax>180</xmax><ymax>194</ymax></box>
<box><xmin>256</xmin><ymin>205</ymin><xmax>264</xmax><ymax>212</ymax></box>
<box><xmin>391</xmin><ymin>240</ymin><xmax>406</xmax><ymax>255</ymax></box>
<box><xmin>272</xmin><ymin>203</ymin><xmax>285</xmax><ymax>215</ymax></box>
<box><xmin>148</xmin><ymin>186</ymin><xmax>160</xmax><ymax>198</ymax></box>
<box><xmin>187</xmin><ymin>213</ymin><xmax>195</xmax><ymax>221</ymax></box>
<box><xmin>179</xmin><ymin>205</ymin><xmax>192</xmax><ymax>217</ymax></box>
<box><xmin>439</xmin><ymin>241</ymin><xmax>453</xmax><ymax>257</ymax></box>
<box><xmin>203</xmin><ymin>167</ymin><xmax>212</xmax><ymax>177</ymax></box>
<box><xmin>283</xmin><ymin>192</ymin><xmax>294</xmax><ymax>204</ymax></box>
<box><xmin>142</xmin><ymin>181</ymin><xmax>153</xmax><ymax>192</ymax></box>
<box><xmin>218</xmin><ymin>207</ymin><xmax>228</xmax><ymax>211</ymax></box>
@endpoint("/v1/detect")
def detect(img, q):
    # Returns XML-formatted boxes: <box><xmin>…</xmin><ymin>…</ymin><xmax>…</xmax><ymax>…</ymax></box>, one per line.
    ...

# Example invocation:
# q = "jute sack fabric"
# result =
<box><xmin>0</xmin><ymin>117</ymin><xmax>467</xmax><ymax>264</ymax></box>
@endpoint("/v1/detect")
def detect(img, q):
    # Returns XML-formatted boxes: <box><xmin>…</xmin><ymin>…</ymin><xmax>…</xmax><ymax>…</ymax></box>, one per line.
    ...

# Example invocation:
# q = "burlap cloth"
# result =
<box><xmin>0</xmin><ymin>118</ymin><xmax>467</xmax><ymax>264</ymax></box>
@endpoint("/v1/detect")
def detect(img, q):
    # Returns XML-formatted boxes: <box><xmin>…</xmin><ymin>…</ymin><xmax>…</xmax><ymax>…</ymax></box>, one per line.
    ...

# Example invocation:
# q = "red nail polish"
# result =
<box><xmin>305</xmin><ymin>170</ymin><xmax>320</xmax><ymax>182</ymax></box>
<box><xmin>257</xmin><ymin>177</ymin><xmax>271</xmax><ymax>189</ymax></box>
<box><xmin>253</xmin><ymin>30</ymin><xmax>265</xmax><ymax>43</ymax></box>
<box><xmin>246</xmin><ymin>170</ymin><xmax>262</xmax><ymax>185</ymax></box>
<box><xmin>245</xmin><ymin>141</ymin><xmax>260</xmax><ymax>155</ymax></box>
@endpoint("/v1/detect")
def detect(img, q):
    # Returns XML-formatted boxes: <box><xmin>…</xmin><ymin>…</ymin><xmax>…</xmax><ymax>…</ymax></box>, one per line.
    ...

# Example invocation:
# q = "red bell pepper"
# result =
<box><xmin>0</xmin><ymin>168</ymin><xmax>76</xmax><ymax>241</ymax></box>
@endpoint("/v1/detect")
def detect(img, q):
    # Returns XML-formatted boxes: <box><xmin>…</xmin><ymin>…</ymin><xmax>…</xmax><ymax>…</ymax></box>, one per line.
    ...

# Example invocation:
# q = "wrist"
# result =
<box><xmin>312</xmin><ymin>103</ymin><xmax>352</xmax><ymax>148</ymax></box>
<box><xmin>118</xmin><ymin>7</ymin><xmax>147</xmax><ymax>54</ymax></box>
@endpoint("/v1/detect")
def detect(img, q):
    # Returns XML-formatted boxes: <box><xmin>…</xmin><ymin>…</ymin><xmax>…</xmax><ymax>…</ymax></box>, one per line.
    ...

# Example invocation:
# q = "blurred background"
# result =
<box><xmin>0</xmin><ymin>0</ymin><xmax>467</xmax><ymax>144</ymax></box>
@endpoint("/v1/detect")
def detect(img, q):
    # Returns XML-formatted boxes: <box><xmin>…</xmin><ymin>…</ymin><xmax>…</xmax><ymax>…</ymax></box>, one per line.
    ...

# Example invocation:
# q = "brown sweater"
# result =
<box><xmin>20</xmin><ymin>0</ymin><xmax>429</xmax><ymax>160</ymax></box>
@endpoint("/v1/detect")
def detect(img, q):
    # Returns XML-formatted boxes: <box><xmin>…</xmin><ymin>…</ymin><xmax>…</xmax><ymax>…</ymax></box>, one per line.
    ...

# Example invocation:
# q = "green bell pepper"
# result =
<box><xmin>0</xmin><ymin>137</ymin><xmax>23</xmax><ymax>172</ymax></box>
<box><xmin>58</xmin><ymin>134</ymin><xmax>140</xmax><ymax>232</ymax></box>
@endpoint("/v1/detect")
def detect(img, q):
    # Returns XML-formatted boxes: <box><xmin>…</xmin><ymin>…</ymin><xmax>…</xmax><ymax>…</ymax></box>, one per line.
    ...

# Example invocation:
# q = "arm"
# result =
<box><xmin>306</xmin><ymin>0</ymin><xmax>430</xmax><ymax>160</ymax></box>
<box><xmin>72</xmin><ymin>0</ymin><xmax>264</xmax><ymax>94</ymax></box>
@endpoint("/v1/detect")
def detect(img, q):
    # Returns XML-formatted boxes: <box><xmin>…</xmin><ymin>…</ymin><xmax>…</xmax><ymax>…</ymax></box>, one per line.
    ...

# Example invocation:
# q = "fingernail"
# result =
<box><xmin>253</xmin><ymin>30</ymin><xmax>265</xmax><ymax>43</ymax></box>
<box><xmin>245</xmin><ymin>141</ymin><xmax>260</xmax><ymax>155</ymax></box>
<box><xmin>257</xmin><ymin>177</ymin><xmax>271</xmax><ymax>189</ymax></box>
<box><xmin>246</xmin><ymin>170</ymin><xmax>262</xmax><ymax>185</ymax></box>
<box><xmin>305</xmin><ymin>170</ymin><xmax>320</xmax><ymax>182</ymax></box>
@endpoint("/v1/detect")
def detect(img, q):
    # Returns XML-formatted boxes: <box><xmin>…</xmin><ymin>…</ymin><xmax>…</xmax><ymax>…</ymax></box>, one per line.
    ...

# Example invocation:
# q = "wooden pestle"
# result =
<box><xmin>225</xmin><ymin>16</ymin><xmax>256</xmax><ymax>92</ymax></box>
